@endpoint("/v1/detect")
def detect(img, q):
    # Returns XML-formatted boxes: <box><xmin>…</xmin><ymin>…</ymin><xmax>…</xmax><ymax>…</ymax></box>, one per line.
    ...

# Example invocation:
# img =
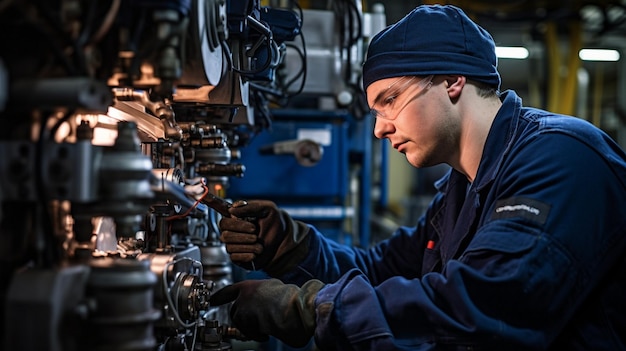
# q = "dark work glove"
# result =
<box><xmin>219</xmin><ymin>200</ymin><xmax>310</xmax><ymax>274</ymax></box>
<box><xmin>209</xmin><ymin>278</ymin><xmax>324</xmax><ymax>348</ymax></box>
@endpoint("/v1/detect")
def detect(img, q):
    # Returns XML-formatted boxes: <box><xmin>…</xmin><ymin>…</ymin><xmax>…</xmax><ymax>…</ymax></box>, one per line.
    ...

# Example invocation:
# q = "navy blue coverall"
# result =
<box><xmin>275</xmin><ymin>90</ymin><xmax>626</xmax><ymax>350</ymax></box>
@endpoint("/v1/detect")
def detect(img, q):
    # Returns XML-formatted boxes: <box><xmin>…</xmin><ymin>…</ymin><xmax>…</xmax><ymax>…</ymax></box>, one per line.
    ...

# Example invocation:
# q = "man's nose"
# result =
<box><xmin>373</xmin><ymin>118</ymin><xmax>392</xmax><ymax>139</ymax></box>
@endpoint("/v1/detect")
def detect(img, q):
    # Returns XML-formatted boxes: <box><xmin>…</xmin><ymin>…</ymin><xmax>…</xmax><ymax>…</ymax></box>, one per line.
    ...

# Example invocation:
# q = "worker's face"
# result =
<box><xmin>367</xmin><ymin>75</ymin><xmax>459</xmax><ymax>168</ymax></box>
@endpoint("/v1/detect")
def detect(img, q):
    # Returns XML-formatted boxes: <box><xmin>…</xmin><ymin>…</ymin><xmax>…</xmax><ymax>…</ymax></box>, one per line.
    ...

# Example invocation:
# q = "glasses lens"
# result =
<box><xmin>370</xmin><ymin>75</ymin><xmax>432</xmax><ymax>120</ymax></box>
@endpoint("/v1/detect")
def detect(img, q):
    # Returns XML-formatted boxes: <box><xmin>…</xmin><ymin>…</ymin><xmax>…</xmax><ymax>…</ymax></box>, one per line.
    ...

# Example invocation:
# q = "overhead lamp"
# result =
<box><xmin>578</xmin><ymin>49</ymin><xmax>620</xmax><ymax>62</ymax></box>
<box><xmin>495</xmin><ymin>46</ymin><xmax>529</xmax><ymax>59</ymax></box>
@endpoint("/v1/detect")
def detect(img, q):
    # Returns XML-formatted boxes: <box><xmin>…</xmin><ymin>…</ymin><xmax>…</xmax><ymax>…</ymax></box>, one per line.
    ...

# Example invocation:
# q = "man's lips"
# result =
<box><xmin>392</xmin><ymin>141</ymin><xmax>406</xmax><ymax>150</ymax></box>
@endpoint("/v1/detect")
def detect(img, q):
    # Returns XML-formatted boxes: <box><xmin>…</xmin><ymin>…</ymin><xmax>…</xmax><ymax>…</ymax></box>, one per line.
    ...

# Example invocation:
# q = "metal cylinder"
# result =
<box><xmin>198</xmin><ymin>319</ymin><xmax>233</xmax><ymax>351</ymax></box>
<box><xmin>200</xmin><ymin>245</ymin><xmax>232</xmax><ymax>323</ymax></box>
<box><xmin>99</xmin><ymin>122</ymin><xmax>155</xmax><ymax>238</ymax></box>
<box><xmin>200</xmin><ymin>245</ymin><xmax>232</xmax><ymax>285</ymax></box>
<box><xmin>86</xmin><ymin>258</ymin><xmax>161</xmax><ymax>351</ymax></box>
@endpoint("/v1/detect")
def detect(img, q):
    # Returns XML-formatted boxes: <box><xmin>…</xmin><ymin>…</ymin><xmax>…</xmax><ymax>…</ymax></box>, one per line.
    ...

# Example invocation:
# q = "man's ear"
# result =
<box><xmin>444</xmin><ymin>75</ymin><xmax>466</xmax><ymax>99</ymax></box>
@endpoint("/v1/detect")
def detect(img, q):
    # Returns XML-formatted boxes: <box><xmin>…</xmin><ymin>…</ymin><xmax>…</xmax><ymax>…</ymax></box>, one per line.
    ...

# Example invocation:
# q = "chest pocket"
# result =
<box><xmin>422</xmin><ymin>247</ymin><xmax>442</xmax><ymax>275</ymax></box>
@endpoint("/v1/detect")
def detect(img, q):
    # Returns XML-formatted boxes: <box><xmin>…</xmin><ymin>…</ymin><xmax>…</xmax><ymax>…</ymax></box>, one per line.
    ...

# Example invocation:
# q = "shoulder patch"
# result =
<box><xmin>491</xmin><ymin>197</ymin><xmax>551</xmax><ymax>225</ymax></box>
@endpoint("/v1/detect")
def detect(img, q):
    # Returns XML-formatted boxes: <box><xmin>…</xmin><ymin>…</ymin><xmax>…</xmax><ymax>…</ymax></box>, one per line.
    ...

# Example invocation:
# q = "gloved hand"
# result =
<box><xmin>219</xmin><ymin>200</ymin><xmax>310</xmax><ymax>274</ymax></box>
<box><xmin>209</xmin><ymin>278</ymin><xmax>324</xmax><ymax>348</ymax></box>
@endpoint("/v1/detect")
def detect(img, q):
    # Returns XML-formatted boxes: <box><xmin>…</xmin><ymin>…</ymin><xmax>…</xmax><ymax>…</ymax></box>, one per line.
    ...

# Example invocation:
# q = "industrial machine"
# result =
<box><xmin>0</xmin><ymin>0</ymin><xmax>385</xmax><ymax>350</ymax></box>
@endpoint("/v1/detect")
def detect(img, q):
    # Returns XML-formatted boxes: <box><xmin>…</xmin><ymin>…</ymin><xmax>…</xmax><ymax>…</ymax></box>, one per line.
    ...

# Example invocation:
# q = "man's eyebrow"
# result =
<box><xmin>371</xmin><ymin>76</ymin><xmax>413</xmax><ymax>106</ymax></box>
<box><xmin>371</xmin><ymin>88</ymin><xmax>391</xmax><ymax>107</ymax></box>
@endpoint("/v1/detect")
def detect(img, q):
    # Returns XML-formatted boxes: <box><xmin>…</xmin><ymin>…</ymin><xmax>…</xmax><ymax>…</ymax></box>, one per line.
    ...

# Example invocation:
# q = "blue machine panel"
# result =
<box><xmin>228</xmin><ymin>119</ymin><xmax>349</xmax><ymax>200</ymax></box>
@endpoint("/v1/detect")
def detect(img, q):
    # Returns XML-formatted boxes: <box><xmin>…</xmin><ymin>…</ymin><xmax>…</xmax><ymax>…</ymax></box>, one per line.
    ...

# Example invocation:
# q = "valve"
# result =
<box><xmin>259</xmin><ymin>139</ymin><xmax>323</xmax><ymax>167</ymax></box>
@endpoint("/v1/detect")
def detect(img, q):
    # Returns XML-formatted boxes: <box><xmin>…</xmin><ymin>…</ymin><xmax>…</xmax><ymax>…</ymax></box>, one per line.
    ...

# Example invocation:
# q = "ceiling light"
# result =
<box><xmin>578</xmin><ymin>49</ymin><xmax>620</xmax><ymax>62</ymax></box>
<box><xmin>495</xmin><ymin>46</ymin><xmax>529</xmax><ymax>59</ymax></box>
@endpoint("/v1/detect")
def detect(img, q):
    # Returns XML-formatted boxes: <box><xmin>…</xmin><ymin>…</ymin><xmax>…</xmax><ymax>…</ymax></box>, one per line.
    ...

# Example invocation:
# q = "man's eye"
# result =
<box><xmin>383</xmin><ymin>95</ymin><xmax>397</xmax><ymax>106</ymax></box>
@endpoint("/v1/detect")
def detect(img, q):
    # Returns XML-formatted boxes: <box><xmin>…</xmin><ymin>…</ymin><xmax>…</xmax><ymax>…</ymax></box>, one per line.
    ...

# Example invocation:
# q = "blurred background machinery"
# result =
<box><xmin>0</xmin><ymin>0</ymin><xmax>384</xmax><ymax>350</ymax></box>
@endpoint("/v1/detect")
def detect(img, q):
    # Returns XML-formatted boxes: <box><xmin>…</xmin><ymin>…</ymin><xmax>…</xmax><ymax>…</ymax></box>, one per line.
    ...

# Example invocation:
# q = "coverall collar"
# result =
<box><xmin>434</xmin><ymin>90</ymin><xmax>522</xmax><ymax>194</ymax></box>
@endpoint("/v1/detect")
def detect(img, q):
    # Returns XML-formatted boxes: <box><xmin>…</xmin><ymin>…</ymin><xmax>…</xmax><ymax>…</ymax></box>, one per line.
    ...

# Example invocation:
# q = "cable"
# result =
<box><xmin>188</xmin><ymin>322</ymin><xmax>199</xmax><ymax>351</ymax></box>
<box><xmin>74</xmin><ymin>0</ymin><xmax>100</xmax><ymax>74</ymax></box>
<box><xmin>162</xmin><ymin>257</ymin><xmax>204</xmax><ymax>329</ymax></box>
<box><xmin>265</xmin><ymin>1</ymin><xmax>307</xmax><ymax>105</ymax></box>
<box><xmin>89</xmin><ymin>0</ymin><xmax>121</xmax><ymax>45</ymax></box>
<box><xmin>283</xmin><ymin>36</ymin><xmax>307</xmax><ymax>96</ymax></box>
<box><xmin>166</xmin><ymin>184</ymin><xmax>209</xmax><ymax>221</ymax></box>
<box><xmin>290</xmin><ymin>0</ymin><xmax>307</xmax><ymax>95</ymax></box>
<box><xmin>342</xmin><ymin>0</ymin><xmax>363</xmax><ymax>83</ymax></box>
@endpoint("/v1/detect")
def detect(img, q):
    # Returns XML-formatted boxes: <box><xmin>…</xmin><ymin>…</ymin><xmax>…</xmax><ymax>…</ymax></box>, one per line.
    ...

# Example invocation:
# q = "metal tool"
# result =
<box><xmin>202</xmin><ymin>194</ymin><xmax>247</xmax><ymax>217</ymax></box>
<box><xmin>202</xmin><ymin>193</ymin><xmax>233</xmax><ymax>217</ymax></box>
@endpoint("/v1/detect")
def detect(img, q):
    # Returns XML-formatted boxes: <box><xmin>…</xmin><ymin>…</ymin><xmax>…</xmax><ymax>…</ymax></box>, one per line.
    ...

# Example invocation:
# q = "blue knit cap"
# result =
<box><xmin>362</xmin><ymin>5</ymin><xmax>501</xmax><ymax>91</ymax></box>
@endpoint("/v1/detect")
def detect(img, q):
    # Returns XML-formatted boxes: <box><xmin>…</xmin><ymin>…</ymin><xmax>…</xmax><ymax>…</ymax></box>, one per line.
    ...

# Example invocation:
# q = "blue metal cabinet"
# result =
<box><xmin>228</xmin><ymin>118</ymin><xmax>349</xmax><ymax>199</ymax></box>
<box><xmin>227</xmin><ymin>109</ymin><xmax>370</xmax><ymax>248</ymax></box>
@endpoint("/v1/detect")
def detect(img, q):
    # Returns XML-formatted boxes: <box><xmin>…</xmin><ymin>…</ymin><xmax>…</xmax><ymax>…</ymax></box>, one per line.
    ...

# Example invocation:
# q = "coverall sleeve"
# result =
<box><xmin>311</xmin><ymin>133</ymin><xmax>626</xmax><ymax>350</ymax></box>
<box><xmin>277</xmin><ymin>193</ymin><xmax>444</xmax><ymax>287</ymax></box>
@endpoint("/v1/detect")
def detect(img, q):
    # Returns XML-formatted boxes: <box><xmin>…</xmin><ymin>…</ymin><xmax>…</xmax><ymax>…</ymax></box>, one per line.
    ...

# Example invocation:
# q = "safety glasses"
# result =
<box><xmin>370</xmin><ymin>75</ymin><xmax>434</xmax><ymax>120</ymax></box>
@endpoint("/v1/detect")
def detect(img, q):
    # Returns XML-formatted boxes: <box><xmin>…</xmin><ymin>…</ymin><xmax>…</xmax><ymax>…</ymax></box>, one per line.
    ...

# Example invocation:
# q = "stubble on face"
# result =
<box><xmin>402</xmin><ymin>96</ymin><xmax>460</xmax><ymax>169</ymax></box>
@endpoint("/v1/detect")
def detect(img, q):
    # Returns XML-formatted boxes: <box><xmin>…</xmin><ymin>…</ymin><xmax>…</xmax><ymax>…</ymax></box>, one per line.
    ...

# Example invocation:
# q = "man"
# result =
<box><xmin>210</xmin><ymin>4</ymin><xmax>626</xmax><ymax>350</ymax></box>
